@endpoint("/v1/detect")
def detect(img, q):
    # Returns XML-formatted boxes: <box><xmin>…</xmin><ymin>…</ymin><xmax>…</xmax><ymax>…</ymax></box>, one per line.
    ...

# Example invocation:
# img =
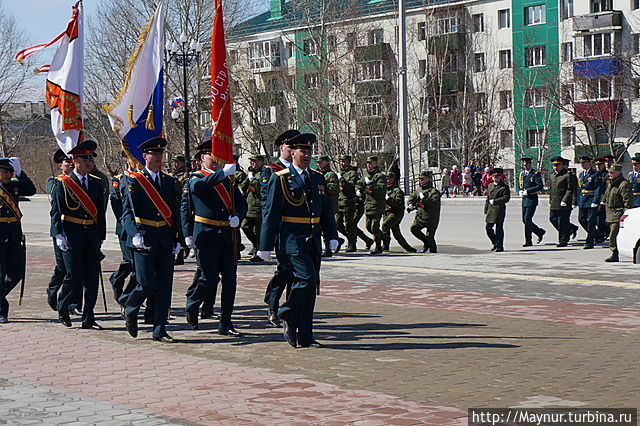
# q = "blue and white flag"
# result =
<box><xmin>105</xmin><ymin>0</ymin><xmax>165</xmax><ymax>164</ymax></box>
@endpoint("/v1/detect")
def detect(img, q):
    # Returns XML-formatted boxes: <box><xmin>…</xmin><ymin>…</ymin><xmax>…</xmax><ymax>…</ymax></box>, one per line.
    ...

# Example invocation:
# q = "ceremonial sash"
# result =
<box><xmin>129</xmin><ymin>172</ymin><xmax>172</xmax><ymax>227</ymax></box>
<box><xmin>197</xmin><ymin>169</ymin><xmax>233</xmax><ymax>213</ymax></box>
<box><xmin>57</xmin><ymin>175</ymin><xmax>98</xmax><ymax>222</ymax></box>
<box><xmin>0</xmin><ymin>185</ymin><xmax>22</xmax><ymax>220</ymax></box>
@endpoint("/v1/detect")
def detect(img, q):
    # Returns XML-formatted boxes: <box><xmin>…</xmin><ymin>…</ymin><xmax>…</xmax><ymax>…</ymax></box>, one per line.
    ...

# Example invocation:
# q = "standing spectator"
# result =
<box><xmin>603</xmin><ymin>163</ymin><xmax>632</xmax><ymax>262</ymax></box>
<box><xmin>450</xmin><ymin>165</ymin><xmax>462</xmax><ymax>197</ymax></box>
<box><xmin>481</xmin><ymin>167</ymin><xmax>492</xmax><ymax>194</ymax></box>
<box><xmin>462</xmin><ymin>167</ymin><xmax>473</xmax><ymax>196</ymax></box>
<box><xmin>440</xmin><ymin>168</ymin><xmax>450</xmax><ymax>198</ymax></box>
<box><xmin>473</xmin><ymin>169</ymin><xmax>483</xmax><ymax>195</ymax></box>
<box><xmin>466</xmin><ymin>160</ymin><xmax>477</xmax><ymax>194</ymax></box>
<box><xmin>484</xmin><ymin>168</ymin><xmax>510</xmax><ymax>252</ymax></box>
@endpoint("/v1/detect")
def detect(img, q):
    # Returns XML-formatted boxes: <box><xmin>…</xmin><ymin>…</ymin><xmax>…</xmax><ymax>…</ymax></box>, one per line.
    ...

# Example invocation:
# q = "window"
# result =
<box><xmin>417</xmin><ymin>22</ymin><xmax>426</xmax><ymax>41</ymax></box>
<box><xmin>582</xmin><ymin>33</ymin><xmax>612</xmax><ymax>57</ymax></box>
<box><xmin>526</xmin><ymin>128</ymin><xmax>545</xmax><ymax>147</ymax></box>
<box><xmin>358</xmin><ymin>135</ymin><xmax>384</xmax><ymax>152</ymax></box>
<box><xmin>562</xmin><ymin>127</ymin><xmax>576</xmax><ymax>147</ymax></box>
<box><xmin>443</xmin><ymin>52</ymin><xmax>461</xmax><ymax>73</ymax></box>
<box><xmin>369</xmin><ymin>29</ymin><xmax>384</xmax><ymax>45</ymax></box>
<box><xmin>498</xmin><ymin>9</ymin><xmax>510</xmax><ymax>29</ymax></box>
<box><xmin>473</xmin><ymin>14</ymin><xmax>484</xmax><ymax>33</ymax></box>
<box><xmin>634</xmin><ymin>34</ymin><xmax>640</xmax><ymax>55</ymax></box>
<box><xmin>308</xmin><ymin>107</ymin><xmax>320</xmax><ymax>123</ymax></box>
<box><xmin>305</xmin><ymin>73</ymin><xmax>319</xmax><ymax>89</ymax></box>
<box><xmin>249</xmin><ymin>40</ymin><xmax>282</xmax><ymax>71</ymax></box>
<box><xmin>593</xmin><ymin>126</ymin><xmax>609</xmax><ymax>144</ymax></box>
<box><xmin>360</xmin><ymin>97</ymin><xmax>383</xmax><ymax>117</ymax></box>
<box><xmin>560</xmin><ymin>0</ymin><xmax>574</xmax><ymax>20</ymax></box>
<box><xmin>474</xmin><ymin>53</ymin><xmax>486</xmax><ymax>72</ymax></box>
<box><xmin>303</xmin><ymin>39</ymin><xmax>317</xmax><ymax>56</ymax></box>
<box><xmin>424</xmin><ymin>130</ymin><xmax>461</xmax><ymax>151</ymax></box>
<box><xmin>562</xmin><ymin>84</ymin><xmax>574</xmax><ymax>104</ymax></box>
<box><xmin>525</xmin><ymin>88</ymin><xmax>546</xmax><ymax>107</ymax></box>
<box><xmin>258</xmin><ymin>106</ymin><xmax>277</xmax><ymax>124</ymax></box>
<box><xmin>499</xmin><ymin>50</ymin><xmax>512</xmax><ymax>69</ymax></box>
<box><xmin>633</xmin><ymin>80</ymin><xmax>640</xmax><ymax>98</ymax></box>
<box><xmin>476</xmin><ymin>92</ymin><xmax>486</xmax><ymax>110</ymax></box>
<box><xmin>634</xmin><ymin>0</ymin><xmax>640</xmax><ymax>10</ymax></box>
<box><xmin>286</xmin><ymin>42</ymin><xmax>293</xmax><ymax>59</ymax></box>
<box><xmin>418</xmin><ymin>59</ymin><xmax>427</xmax><ymax>78</ymax></box>
<box><xmin>327</xmin><ymin>35</ymin><xmax>337</xmax><ymax>52</ymax></box>
<box><xmin>500</xmin><ymin>91</ymin><xmax>513</xmax><ymax>109</ymax></box>
<box><xmin>357</xmin><ymin>61</ymin><xmax>385</xmax><ymax>81</ymax></box>
<box><xmin>584</xmin><ymin>77</ymin><xmax>613</xmax><ymax>99</ymax></box>
<box><xmin>422</xmin><ymin>95</ymin><xmax>458</xmax><ymax>114</ymax></box>
<box><xmin>591</xmin><ymin>0</ymin><xmax>612</xmax><ymax>13</ymax></box>
<box><xmin>431</xmin><ymin>11</ymin><xmax>459</xmax><ymax>35</ymax></box>
<box><xmin>329</xmin><ymin>71</ymin><xmax>339</xmax><ymax>88</ymax></box>
<box><xmin>264</xmin><ymin>76</ymin><xmax>279</xmax><ymax>91</ymax></box>
<box><xmin>524</xmin><ymin>5</ymin><xmax>546</xmax><ymax>25</ymax></box>
<box><xmin>561</xmin><ymin>42</ymin><xmax>573</xmax><ymax>62</ymax></box>
<box><xmin>500</xmin><ymin>130</ymin><xmax>513</xmax><ymax>148</ymax></box>
<box><xmin>525</xmin><ymin>45</ymin><xmax>546</xmax><ymax>67</ymax></box>
<box><xmin>346</xmin><ymin>33</ymin><xmax>356</xmax><ymax>50</ymax></box>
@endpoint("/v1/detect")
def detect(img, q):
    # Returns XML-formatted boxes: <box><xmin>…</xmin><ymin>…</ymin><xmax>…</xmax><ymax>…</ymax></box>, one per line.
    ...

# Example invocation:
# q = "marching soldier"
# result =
<box><xmin>407</xmin><ymin>171</ymin><xmax>441</xmax><ymax>253</ymax></box>
<box><xmin>566</xmin><ymin>159</ymin><xmax>580</xmax><ymax>240</ymax></box>
<box><xmin>353</xmin><ymin>187</ymin><xmax>373</xmax><ymax>251</ymax></box>
<box><xmin>629</xmin><ymin>154</ymin><xmax>640</xmax><ymax>208</ymax></box>
<box><xmin>594</xmin><ymin>157</ymin><xmax>609</xmax><ymax>243</ymax></box>
<box><xmin>484</xmin><ymin>168</ymin><xmax>510</xmax><ymax>252</ymax></box>
<box><xmin>316</xmin><ymin>155</ymin><xmax>342</xmax><ymax>257</ymax></box>
<box><xmin>382</xmin><ymin>172</ymin><xmax>415</xmax><ymax>252</ymax></box>
<box><xmin>358</xmin><ymin>156</ymin><xmax>386</xmax><ymax>254</ymax></box>
<box><xmin>518</xmin><ymin>157</ymin><xmax>545</xmax><ymax>246</ymax></box>
<box><xmin>0</xmin><ymin>157</ymin><xmax>36</xmax><ymax>323</ymax></box>
<box><xmin>46</xmin><ymin>149</ymin><xmax>83</xmax><ymax>316</ymax></box>
<box><xmin>257</xmin><ymin>133</ymin><xmax>338</xmax><ymax>348</ymax></box>
<box><xmin>171</xmin><ymin>155</ymin><xmax>189</xmax><ymax>266</ymax></box>
<box><xmin>577</xmin><ymin>156</ymin><xmax>602</xmax><ymax>249</ymax></box>
<box><xmin>549</xmin><ymin>156</ymin><xmax>574</xmax><ymax>247</ymax></box>
<box><xmin>183</xmin><ymin>140</ymin><xmax>246</xmax><ymax>335</ymax></box>
<box><xmin>50</xmin><ymin>141</ymin><xmax>106</xmax><ymax>329</ymax></box>
<box><xmin>121</xmin><ymin>137</ymin><xmax>182</xmax><ymax>343</ymax></box>
<box><xmin>336</xmin><ymin>155</ymin><xmax>359</xmax><ymax>252</ymax></box>
<box><xmin>603</xmin><ymin>163</ymin><xmax>632</xmax><ymax>262</ymax></box>
<box><xmin>241</xmin><ymin>154</ymin><xmax>267</xmax><ymax>262</ymax></box>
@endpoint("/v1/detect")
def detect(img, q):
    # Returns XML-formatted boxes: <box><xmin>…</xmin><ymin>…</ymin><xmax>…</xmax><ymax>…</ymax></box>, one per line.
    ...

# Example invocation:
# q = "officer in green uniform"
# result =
<box><xmin>603</xmin><ymin>163</ymin><xmax>632</xmax><ymax>262</ymax></box>
<box><xmin>594</xmin><ymin>157</ymin><xmax>609</xmax><ymax>243</ymax></box>
<box><xmin>317</xmin><ymin>155</ymin><xmax>342</xmax><ymax>257</ymax></box>
<box><xmin>358</xmin><ymin>156</ymin><xmax>386</xmax><ymax>254</ymax></box>
<box><xmin>241</xmin><ymin>154</ymin><xmax>267</xmax><ymax>262</ymax></box>
<box><xmin>484</xmin><ymin>168</ymin><xmax>510</xmax><ymax>252</ymax></box>
<box><xmin>549</xmin><ymin>156</ymin><xmax>575</xmax><ymax>247</ymax></box>
<box><xmin>336</xmin><ymin>155</ymin><xmax>359</xmax><ymax>252</ymax></box>
<box><xmin>353</xmin><ymin>188</ymin><xmax>373</xmax><ymax>251</ymax></box>
<box><xmin>628</xmin><ymin>154</ymin><xmax>640</xmax><ymax>208</ymax></box>
<box><xmin>0</xmin><ymin>157</ymin><xmax>36</xmax><ymax>323</ymax></box>
<box><xmin>381</xmin><ymin>172</ymin><xmax>415</xmax><ymax>252</ymax></box>
<box><xmin>577</xmin><ymin>156</ymin><xmax>602</xmax><ymax>249</ymax></box>
<box><xmin>50</xmin><ymin>140</ymin><xmax>106</xmax><ymax>329</ymax></box>
<box><xmin>407</xmin><ymin>171</ymin><xmax>441</xmax><ymax>253</ymax></box>
<box><xmin>518</xmin><ymin>157</ymin><xmax>545</xmax><ymax>246</ymax></box>
<box><xmin>121</xmin><ymin>137</ymin><xmax>182</xmax><ymax>343</ymax></box>
<box><xmin>257</xmin><ymin>133</ymin><xmax>338</xmax><ymax>348</ymax></box>
<box><xmin>183</xmin><ymin>140</ymin><xmax>247</xmax><ymax>335</ymax></box>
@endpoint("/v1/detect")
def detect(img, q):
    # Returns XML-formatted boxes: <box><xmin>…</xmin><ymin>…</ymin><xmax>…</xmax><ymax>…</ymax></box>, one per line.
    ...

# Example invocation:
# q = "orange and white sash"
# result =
<box><xmin>129</xmin><ymin>172</ymin><xmax>172</xmax><ymax>227</ymax></box>
<box><xmin>0</xmin><ymin>184</ymin><xmax>22</xmax><ymax>220</ymax></box>
<box><xmin>57</xmin><ymin>175</ymin><xmax>97</xmax><ymax>222</ymax></box>
<box><xmin>197</xmin><ymin>169</ymin><xmax>233</xmax><ymax>213</ymax></box>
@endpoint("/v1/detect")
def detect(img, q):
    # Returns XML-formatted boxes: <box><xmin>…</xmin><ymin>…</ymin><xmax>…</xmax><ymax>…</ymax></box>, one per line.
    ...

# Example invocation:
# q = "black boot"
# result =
<box><xmin>345</xmin><ymin>242</ymin><xmax>357</xmax><ymax>252</ymax></box>
<box><xmin>370</xmin><ymin>241</ymin><xmax>383</xmax><ymax>255</ymax></box>
<box><xmin>605</xmin><ymin>251</ymin><xmax>619</xmax><ymax>263</ymax></box>
<box><xmin>321</xmin><ymin>249</ymin><xmax>333</xmax><ymax>257</ymax></box>
<box><xmin>364</xmin><ymin>237</ymin><xmax>373</xmax><ymax>251</ymax></box>
<box><xmin>382</xmin><ymin>235</ymin><xmax>390</xmax><ymax>251</ymax></box>
<box><xmin>334</xmin><ymin>238</ymin><xmax>345</xmax><ymax>253</ymax></box>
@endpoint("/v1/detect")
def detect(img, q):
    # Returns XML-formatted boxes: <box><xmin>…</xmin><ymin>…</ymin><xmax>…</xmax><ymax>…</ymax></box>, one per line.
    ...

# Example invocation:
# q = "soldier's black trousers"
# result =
<box><xmin>521</xmin><ymin>205</ymin><xmax>544</xmax><ymax>244</ymax></box>
<box><xmin>578</xmin><ymin>207</ymin><xmax>598</xmax><ymax>246</ymax></box>
<box><xmin>485</xmin><ymin>221</ymin><xmax>504</xmax><ymax>250</ymax></box>
<box><xmin>58</xmin><ymin>238</ymin><xmax>100</xmax><ymax>325</ymax></box>
<box><xmin>187</xmin><ymin>263</ymin><xmax>218</xmax><ymax>316</ymax></box>
<box><xmin>549</xmin><ymin>209</ymin><xmax>570</xmax><ymax>243</ymax></box>
<box><xmin>264</xmin><ymin>246</ymin><xmax>293</xmax><ymax>312</ymax></box>
<box><xmin>109</xmin><ymin>239</ymin><xmax>136</xmax><ymax>305</ymax></box>
<box><xmin>47</xmin><ymin>238</ymin><xmax>82</xmax><ymax>310</ymax></box>
<box><xmin>597</xmin><ymin>208</ymin><xmax>609</xmax><ymax>240</ymax></box>
<box><xmin>0</xmin><ymin>241</ymin><xmax>24</xmax><ymax>318</ymax></box>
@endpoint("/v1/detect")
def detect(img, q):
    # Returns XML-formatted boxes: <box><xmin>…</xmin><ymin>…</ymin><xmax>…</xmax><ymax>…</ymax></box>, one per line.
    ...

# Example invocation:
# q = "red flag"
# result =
<box><xmin>210</xmin><ymin>0</ymin><xmax>233</xmax><ymax>164</ymax></box>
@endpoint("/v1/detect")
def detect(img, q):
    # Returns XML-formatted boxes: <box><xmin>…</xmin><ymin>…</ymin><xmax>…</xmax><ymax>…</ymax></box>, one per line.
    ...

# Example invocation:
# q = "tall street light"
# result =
<box><xmin>166</xmin><ymin>32</ymin><xmax>202</xmax><ymax>170</ymax></box>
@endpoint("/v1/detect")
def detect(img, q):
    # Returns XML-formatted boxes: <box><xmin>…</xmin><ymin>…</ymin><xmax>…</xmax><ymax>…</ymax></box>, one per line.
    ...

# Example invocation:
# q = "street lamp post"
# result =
<box><xmin>166</xmin><ymin>33</ymin><xmax>202</xmax><ymax>170</ymax></box>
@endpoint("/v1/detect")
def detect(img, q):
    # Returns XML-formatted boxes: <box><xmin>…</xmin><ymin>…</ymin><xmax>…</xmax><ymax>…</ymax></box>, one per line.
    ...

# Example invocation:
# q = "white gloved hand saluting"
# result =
<box><xmin>560</xmin><ymin>201</ymin><xmax>567</xmax><ymax>207</ymax></box>
<box><xmin>364</xmin><ymin>177</ymin><xmax>372</xmax><ymax>184</ymax></box>
<box><xmin>223</xmin><ymin>163</ymin><xmax>236</xmax><ymax>176</ymax></box>
<box><xmin>132</xmin><ymin>233</ymin><xmax>149</xmax><ymax>250</ymax></box>
<box><xmin>229</xmin><ymin>216</ymin><xmax>240</xmax><ymax>228</ymax></box>
<box><xmin>172</xmin><ymin>242</ymin><xmax>181</xmax><ymax>256</ymax></box>
<box><xmin>185</xmin><ymin>236</ymin><xmax>195</xmax><ymax>249</ymax></box>
<box><xmin>257</xmin><ymin>250</ymin><xmax>271</xmax><ymax>260</ymax></box>
<box><xmin>328</xmin><ymin>240</ymin><xmax>339</xmax><ymax>251</ymax></box>
<box><xmin>8</xmin><ymin>158</ymin><xmax>21</xmax><ymax>177</ymax></box>
<box><xmin>55</xmin><ymin>234</ymin><xmax>68</xmax><ymax>252</ymax></box>
<box><xmin>489</xmin><ymin>199</ymin><xmax>495</xmax><ymax>205</ymax></box>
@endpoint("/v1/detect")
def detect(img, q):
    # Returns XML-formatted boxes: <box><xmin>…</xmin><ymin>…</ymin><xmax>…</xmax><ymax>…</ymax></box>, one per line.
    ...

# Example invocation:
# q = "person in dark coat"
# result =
<box><xmin>484</xmin><ymin>168</ymin><xmax>510</xmax><ymax>252</ymax></box>
<box><xmin>518</xmin><ymin>157</ymin><xmax>545</xmax><ymax>246</ymax></box>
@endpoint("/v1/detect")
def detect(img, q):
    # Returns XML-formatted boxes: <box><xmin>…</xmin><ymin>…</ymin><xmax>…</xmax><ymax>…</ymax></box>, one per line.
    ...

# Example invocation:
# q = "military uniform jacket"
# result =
<box><xmin>181</xmin><ymin>169</ymin><xmax>247</xmax><ymax>248</ymax></box>
<box><xmin>260</xmin><ymin>159</ymin><xmax>288</xmax><ymax>206</ymax></box>
<box><xmin>359</xmin><ymin>168</ymin><xmax>386</xmax><ymax>215</ymax></box>
<box><xmin>385</xmin><ymin>185</ymin><xmax>405</xmax><ymax>217</ymax></box>
<box><xmin>0</xmin><ymin>173</ymin><xmax>36</xmax><ymax>243</ymax></box>
<box><xmin>259</xmin><ymin>166</ymin><xmax>338</xmax><ymax>255</ymax></box>
<box><xmin>109</xmin><ymin>174</ymin><xmax>127</xmax><ymax>241</ymax></box>
<box><xmin>50</xmin><ymin>173</ymin><xmax>106</xmax><ymax>249</ymax></box>
<box><xmin>549</xmin><ymin>169</ymin><xmax>574</xmax><ymax>210</ymax></box>
<box><xmin>121</xmin><ymin>169</ymin><xmax>181</xmax><ymax>250</ymax></box>
<box><xmin>319</xmin><ymin>166</ymin><xmax>339</xmax><ymax>214</ymax></box>
<box><xmin>604</xmin><ymin>175</ymin><xmax>632</xmax><ymax>222</ymax></box>
<box><xmin>577</xmin><ymin>168</ymin><xmax>602</xmax><ymax>208</ymax></box>
<box><xmin>235</xmin><ymin>167</ymin><xmax>248</xmax><ymax>191</ymax></box>
<box><xmin>628</xmin><ymin>170</ymin><xmax>640</xmax><ymax>207</ymax></box>
<box><xmin>484</xmin><ymin>181</ymin><xmax>510</xmax><ymax>224</ymax></box>
<box><xmin>519</xmin><ymin>169</ymin><xmax>543</xmax><ymax>207</ymax></box>
<box><xmin>407</xmin><ymin>184</ymin><xmax>441</xmax><ymax>223</ymax></box>
<box><xmin>338</xmin><ymin>166</ymin><xmax>359</xmax><ymax>211</ymax></box>
<box><xmin>243</xmin><ymin>166</ymin><xmax>266</xmax><ymax>219</ymax></box>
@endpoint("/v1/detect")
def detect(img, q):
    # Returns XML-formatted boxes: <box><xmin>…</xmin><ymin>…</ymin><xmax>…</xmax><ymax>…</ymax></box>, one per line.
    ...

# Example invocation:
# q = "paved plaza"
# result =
<box><xmin>1</xmin><ymin>196</ymin><xmax>638</xmax><ymax>424</ymax></box>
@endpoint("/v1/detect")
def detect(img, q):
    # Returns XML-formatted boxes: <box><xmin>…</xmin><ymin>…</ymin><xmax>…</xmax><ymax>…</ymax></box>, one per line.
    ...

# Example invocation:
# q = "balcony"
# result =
<box><xmin>573</xmin><ymin>11</ymin><xmax>622</xmax><ymax>32</ymax></box>
<box><xmin>249</xmin><ymin>39</ymin><xmax>284</xmax><ymax>73</ymax></box>
<box><xmin>426</xmin><ymin>72</ymin><xmax>465</xmax><ymax>93</ymax></box>
<box><xmin>427</xmin><ymin>33</ymin><xmax>465</xmax><ymax>55</ymax></box>
<box><xmin>354</xmin><ymin>43</ymin><xmax>394</xmax><ymax>62</ymax></box>
<box><xmin>255</xmin><ymin>91</ymin><xmax>284</xmax><ymax>108</ymax></box>
<box><xmin>355</xmin><ymin>80</ymin><xmax>393</xmax><ymax>97</ymax></box>
<box><xmin>573</xmin><ymin>58</ymin><xmax>622</xmax><ymax>78</ymax></box>
<box><xmin>574</xmin><ymin>99</ymin><xmax>622</xmax><ymax>121</ymax></box>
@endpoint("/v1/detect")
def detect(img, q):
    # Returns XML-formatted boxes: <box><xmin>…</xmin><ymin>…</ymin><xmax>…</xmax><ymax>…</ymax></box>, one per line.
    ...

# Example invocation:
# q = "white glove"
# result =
<box><xmin>590</xmin><ymin>203</ymin><xmax>599</xmax><ymax>208</ymax></box>
<box><xmin>132</xmin><ymin>233</ymin><xmax>149</xmax><ymax>249</ymax></box>
<box><xmin>172</xmin><ymin>242</ymin><xmax>181</xmax><ymax>256</ymax></box>
<box><xmin>336</xmin><ymin>173</ymin><xmax>341</xmax><ymax>179</ymax></box>
<box><xmin>572</xmin><ymin>205</ymin><xmax>577</xmax><ymax>209</ymax></box>
<box><xmin>489</xmin><ymin>199</ymin><xmax>495</xmax><ymax>205</ymax></box>
<box><xmin>8</xmin><ymin>157</ymin><xmax>21</xmax><ymax>176</ymax></box>
<box><xmin>229</xmin><ymin>216</ymin><xmax>240</xmax><ymax>228</ymax></box>
<box><xmin>223</xmin><ymin>163</ymin><xmax>236</xmax><ymax>176</ymax></box>
<box><xmin>185</xmin><ymin>236</ymin><xmax>195</xmax><ymax>249</ymax></box>
<box><xmin>55</xmin><ymin>234</ymin><xmax>68</xmax><ymax>252</ymax></box>
<box><xmin>364</xmin><ymin>177</ymin><xmax>372</xmax><ymax>184</ymax></box>
<box><xmin>355</xmin><ymin>189</ymin><xmax>362</xmax><ymax>197</ymax></box>
<box><xmin>257</xmin><ymin>250</ymin><xmax>271</xmax><ymax>260</ymax></box>
<box><xmin>329</xmin><ymin>239</ymin><xmax>339</xmax><ymax>251</ymax></box>
<box><xmin>600</xmin><ymin>201</ymin><xmax>606</xmax><ymax>205</ymax></box>
<box><xmin>521</xmin><ymin>190</ymin><xmax>528</xmax><ymax>196</ymax></box>
<box><xmin>560</xmin><ymin>201</ymin><xmax>567</xmax><ymax>207</ymax></box>
<box><xmin>419</xmin><ymin>192</ymin><xmax>425</xmax><ymax>200</ymax></box>
<box><xmin>518</xmin><ymin>190</ymin><xmax>523</xmax><ymax>196</ymax></box>
<box><xmin>385</xmin><ymin>194</ymin><xmax>389</xmax><ymax>200</ymax></box>
<box><xmin>248</xmin><ymin>172</ymin><xmax>254</xmax><ymax>180</ymax></box>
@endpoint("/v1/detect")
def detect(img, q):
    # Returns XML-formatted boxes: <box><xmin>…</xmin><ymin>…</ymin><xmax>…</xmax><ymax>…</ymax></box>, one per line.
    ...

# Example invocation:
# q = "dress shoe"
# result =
<box><xmin>556</xmin><ymin>242</ymin><xmax>568</xmax><ymax>248</ymax></box>
<box><xmin>47</xmin><ymin>294</ymin><xmax>58</xmax><ymax>311</ymax></box>
<box><xmin>369</xmin><ymin>244</ymin><xmax>383</xmax><ymax>255</ymax></box>
<box><xmin>120</xmin><ymin>305</ymin><xmax>126</xmax><ymax>319</ymax></box>
<box><xmin>583</xmin><ymin>244</ymin><xmax>594</xmax><ymax>250</ymax></box>
<box><xmin>537</xmin><ymin>230</ymin><xmax>546</xmax><ymax>244</ymax></box>
<box><xmin>249</xmin><ymin>254</ymin><xmax>264</xmax><ymax>262</ymax></box>
<box><xmin>218</xmin><ymin>328</ymin><xmax>243</xmax><ymax>337</ymax></box>
<box><xmin>605</xmin><ymin>253</ymin><xmax>619</xmax><ymax>263</ymax></box>
<box><xmin>490</xmin><ymin>245</ymin><xmax>497</xmax><ymax>251</ymax></box>
<box><xmin>247</xmin><ymin>247</ymin><xmax>257</xmax><ymax>257</ymax></box>
<box><xmin>282</xmin><ymin>321</ymin><xmax>297</xmax><ymax>348</ymax></box>
<box><xmin>571</xmin><ymin>226</ymin><xmax>578</xmax><ymax>240</ymax></box>
<box><xmin>125</xmin><ymin>315</ymin><xmax>138</xmax><ymax>338</ymax></box>
<box><xmin>59</xmin><ymin>313</ymin><xmax>72</xmax><ymax>328</ymax></box>
<box><xmin>0</xmin><ymin>316</ymin><xmax>8</xmax><ymax>324</ymax></box>
<box><xmin>299</xmin><ymin>340</ymin><xmax>323</xmax><ymax>348</ymax></box>
<box><xmin>494</xmin><ymin>248</ymin><xmax>504</xmax><ymax>252</ymax></box>
<box><xmin>522</xmin><ymin>242</ymin><xmax>533</xmax><ymax>247</ymax></box>
<box><xmin>321</xmin><ymin>249</ymin><xmax>332</xmax><ymax>258</ymax></box>
<box><xmin>267</xmin><ymin>309</ymin><xmax>281</xmax><ymax>328</ymax></box>
<box><xmin>201</xmin><ymin>311</ymin><xmax>219</xmax><ymax>320</ymax></box>
<box><xmin>404</xmin><ymin>246</ymin><xmax>417</xmax><ymax>253</ymax></box>
<box><xmin>364</xmin><ymin>239</ymin><xmax>373</xmax><ymax>251</ymax></box>
<box><xmin>344</xmin><ymin>243</ymin><xmax>357</xmax><ymax>252</ymax></box>
<box><xmin>153</xmin><ymin>334</ymin><xmax>176</xmax><ymax>343</ymax></box>
<box><xmin>334</xmin><ymin>238</ymin><xmax>345</xmax><ymax>253</ymax></box>
<box><xmin>186</xmin><ymin>311</ymin><xmax>199</xmax><ymax>330</ymax></box>
<box><xmin>69</xmin><ymin>308</ymin><xmax>83</xmax><ymax>316</ymax></box>
<box><xmin>81</xmin><ymin>322</ymin><xmax>103</xmax><ymax>330</ymax></box>
<box><xmin>429</xmin><ymin>247</ymin><xmax>438</xmax><ymax>254</ymax></box>
<box><xmin>421</xmin><ymin>246</ymin><xmax>428</xmax><ymax>253</ymax></box>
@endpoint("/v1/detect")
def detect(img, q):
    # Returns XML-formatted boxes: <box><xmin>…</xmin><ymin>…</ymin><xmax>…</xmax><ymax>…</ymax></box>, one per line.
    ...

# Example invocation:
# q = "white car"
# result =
<box><xmin>618</xmin><ymin>207</ymin><xmax>640</xmax><ymax>263</ymax></box>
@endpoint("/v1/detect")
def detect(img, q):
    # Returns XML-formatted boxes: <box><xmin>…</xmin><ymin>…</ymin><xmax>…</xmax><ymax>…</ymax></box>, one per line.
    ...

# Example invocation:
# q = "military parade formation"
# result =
<box><xmin>0</xmin><ymin>130</ymin><xmax>639</xmax><ymax>348</ymax></box>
